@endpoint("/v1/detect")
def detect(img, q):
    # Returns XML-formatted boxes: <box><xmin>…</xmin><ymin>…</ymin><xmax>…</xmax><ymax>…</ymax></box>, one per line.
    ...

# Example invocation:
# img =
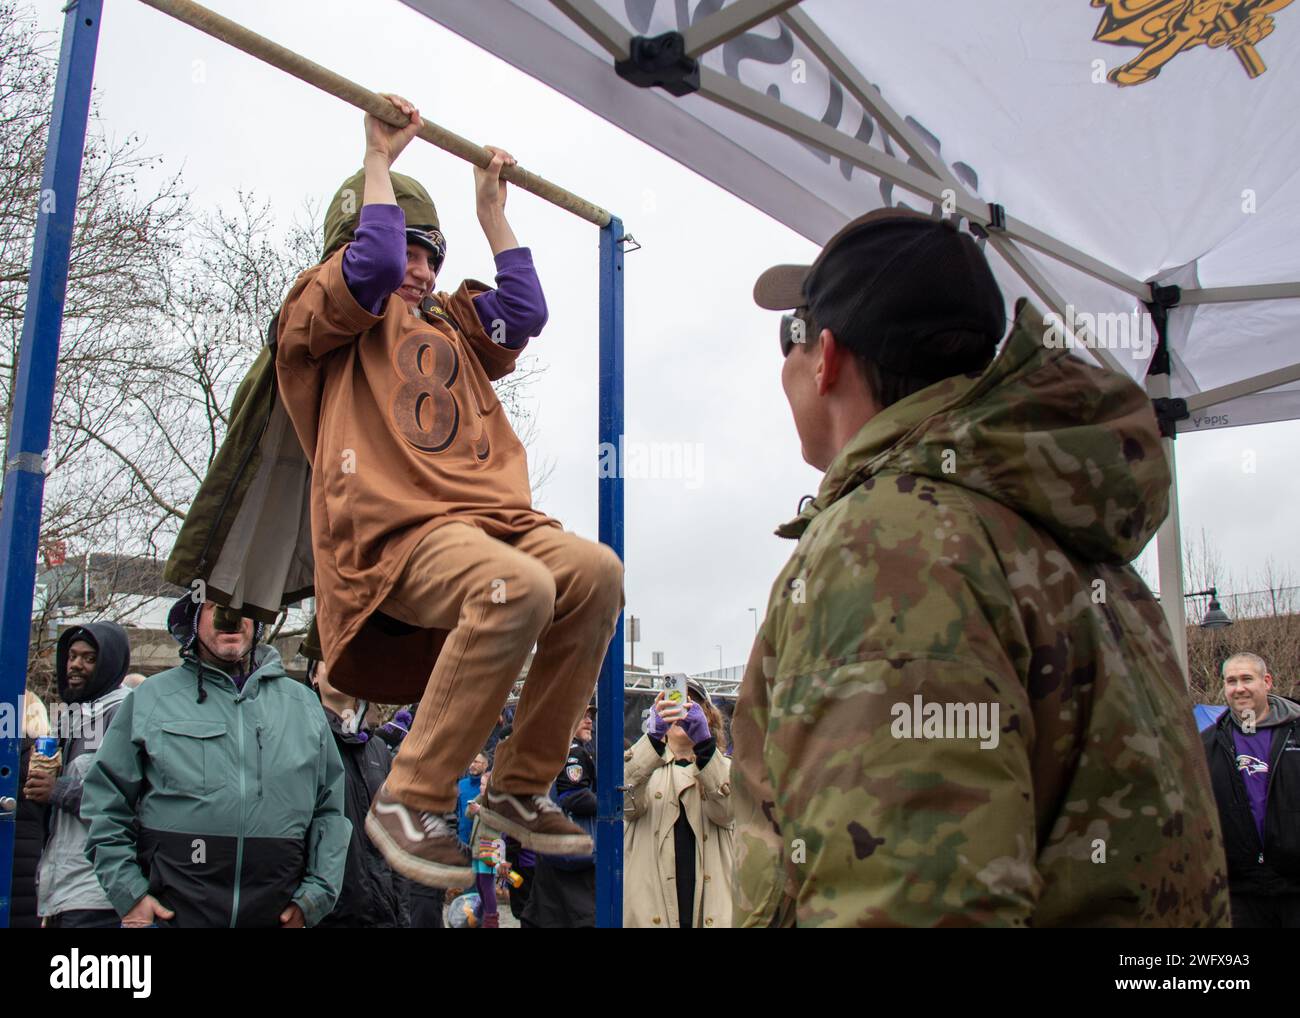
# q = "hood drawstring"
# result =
<box><xmin>191</xmin><ymin>610</ymin><xmax>206</xmax><ymax>702</ymax></box>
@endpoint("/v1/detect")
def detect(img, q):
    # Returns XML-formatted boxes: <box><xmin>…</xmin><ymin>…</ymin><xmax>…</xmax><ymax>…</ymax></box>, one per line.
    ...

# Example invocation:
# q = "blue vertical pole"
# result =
<box><xmin>595</xmin><ymin>216</ymin><xmax>625</xmax><ymax>928</ymax></box>
<box><xmin>0</xmin><ymin>0</ymin><xmax>103</xmax><ymax>928</ymax></box>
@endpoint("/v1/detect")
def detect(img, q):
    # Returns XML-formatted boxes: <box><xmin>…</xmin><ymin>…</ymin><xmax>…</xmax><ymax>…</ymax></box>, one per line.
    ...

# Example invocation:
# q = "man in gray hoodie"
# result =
<box><xmin>23</xmin><ymin>622</ymin><xmax>131</xmax><ymax>927</ymax></box>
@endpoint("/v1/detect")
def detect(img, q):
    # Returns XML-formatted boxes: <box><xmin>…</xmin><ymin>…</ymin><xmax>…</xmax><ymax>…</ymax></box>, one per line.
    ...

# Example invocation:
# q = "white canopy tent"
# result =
<box><xmin>407</xmin><ymin>0</ymin><xmax>1300</xmax><ymax>669</ymax></box>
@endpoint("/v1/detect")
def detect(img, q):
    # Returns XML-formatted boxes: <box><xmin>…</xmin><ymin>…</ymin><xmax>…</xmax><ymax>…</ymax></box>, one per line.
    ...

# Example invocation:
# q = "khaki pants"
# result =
<box><xmin>382</xmin><ymin>520</ymin><xmax>623</xmax><ymax>812</ymax></box>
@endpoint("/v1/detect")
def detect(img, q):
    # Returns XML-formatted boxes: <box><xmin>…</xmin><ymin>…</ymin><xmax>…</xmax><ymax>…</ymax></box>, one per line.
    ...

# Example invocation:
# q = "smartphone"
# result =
<box><xmin>661</xmin><ymin>674</ymin><xmax>689</xmax><ymax>718</ymax></box>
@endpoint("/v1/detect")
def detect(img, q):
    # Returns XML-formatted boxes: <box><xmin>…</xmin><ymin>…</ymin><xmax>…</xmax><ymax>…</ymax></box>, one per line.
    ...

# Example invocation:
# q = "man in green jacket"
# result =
<box><xmin>82</xmin><ymin>594</ymin><xmax>349</xmax><ymax>927</ymax></box>
<box><xmin>734</xmin><ymin>208</ymin><xmax>1229</xmax><ymax>927</ymax></box>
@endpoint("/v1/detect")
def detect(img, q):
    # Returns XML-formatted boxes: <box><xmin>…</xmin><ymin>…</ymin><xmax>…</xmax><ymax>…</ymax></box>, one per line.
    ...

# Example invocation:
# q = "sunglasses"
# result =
<box><xmin>780</xmin><ymin>307</ymin><xmax>815</xmax><ymax>357</ymax></box>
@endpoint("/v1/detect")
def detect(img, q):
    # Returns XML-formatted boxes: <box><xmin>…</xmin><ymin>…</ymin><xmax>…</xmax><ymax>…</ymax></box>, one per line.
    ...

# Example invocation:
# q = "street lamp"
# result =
<box><xmin>748</xmin><ymin>608</ymin><xmax>757</xmax><ymax>635</ymax></box>
<box><xmin>1185</xmin><ymin>587</ymin><xmax>1233</xmax><ymax>629</ymax></box>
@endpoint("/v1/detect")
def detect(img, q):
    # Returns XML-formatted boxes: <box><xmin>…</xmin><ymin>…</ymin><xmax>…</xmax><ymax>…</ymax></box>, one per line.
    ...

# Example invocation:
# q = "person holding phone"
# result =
<box><xmin>623</xmin><ymin>677</ymin><xmax>734</xmax><ymax>928</ymax></box>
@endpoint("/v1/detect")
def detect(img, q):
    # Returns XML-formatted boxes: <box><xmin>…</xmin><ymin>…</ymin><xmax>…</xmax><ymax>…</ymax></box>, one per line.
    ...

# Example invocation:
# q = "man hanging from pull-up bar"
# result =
<box><xmin>276</xmin><ymin>94</ymin><xmax>624</xmax><ymax>888</ymax></box>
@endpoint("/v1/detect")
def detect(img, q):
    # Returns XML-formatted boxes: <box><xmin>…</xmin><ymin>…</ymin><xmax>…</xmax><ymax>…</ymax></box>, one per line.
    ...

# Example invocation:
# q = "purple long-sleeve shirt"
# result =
<box><xmin>341</xmin><ymin>203</ymin><xmax>546</xmax><ymax>349</ymax></box>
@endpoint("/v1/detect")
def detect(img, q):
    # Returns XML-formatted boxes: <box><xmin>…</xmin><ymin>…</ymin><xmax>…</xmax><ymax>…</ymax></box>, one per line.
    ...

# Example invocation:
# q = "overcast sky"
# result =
<box><xmin>37</xmin><ymin>0</ymin><xmax>1300</xmax><ymax>674</ymax></box>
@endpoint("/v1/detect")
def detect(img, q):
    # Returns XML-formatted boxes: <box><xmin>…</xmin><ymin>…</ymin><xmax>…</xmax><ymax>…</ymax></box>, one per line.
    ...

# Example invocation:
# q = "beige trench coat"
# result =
<box><xmin>623</xmin><ymin>733</ymin><xmax>735</xmax><ymax>928</ymax></box>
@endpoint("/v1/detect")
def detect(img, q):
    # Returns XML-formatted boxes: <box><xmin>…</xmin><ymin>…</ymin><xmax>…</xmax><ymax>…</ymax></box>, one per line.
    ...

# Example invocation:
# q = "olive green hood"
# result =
<box><xmin>321</xmin><ymin>169</ymin><xmax>441</xmax><ymax>261</ymax></box>
<box><xmin>780</xmin><ymin>299</ymin><xmax>1170</xmax><ymax>565</ymax></box>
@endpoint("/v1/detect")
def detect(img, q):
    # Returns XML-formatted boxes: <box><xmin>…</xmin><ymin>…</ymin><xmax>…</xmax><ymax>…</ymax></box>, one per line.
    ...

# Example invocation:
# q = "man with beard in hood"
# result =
<box><xmin>24</xmin><ymin>622</ymin><xmax>131</xmax><ymax>927</ymax></box>
<box><xmin>1203</xmin><ymin>652</ymin><xmax>1300</xmax><ymax>927</ymax></box>
<box><xmin>81</xmin><ymin>596</ymin><xmax>349</xmax><ymax>927</ymax></box>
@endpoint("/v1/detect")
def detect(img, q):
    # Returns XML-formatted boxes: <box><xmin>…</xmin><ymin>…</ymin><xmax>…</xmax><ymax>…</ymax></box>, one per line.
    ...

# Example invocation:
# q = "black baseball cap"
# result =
<box><xmin>754</xmin><ymin>208</ymin><xmax>1006</xmax><ymax>374</ymax></box>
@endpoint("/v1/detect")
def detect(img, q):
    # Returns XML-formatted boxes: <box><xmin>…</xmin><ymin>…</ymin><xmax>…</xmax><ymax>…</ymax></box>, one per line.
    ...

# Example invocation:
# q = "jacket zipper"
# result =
<box><xmin>231</xmin><ymin>696</ymin><xmax>246</xmax><ymax>928</ymax></box>
<box><xmin>256</xmin><ymin>726</ymin><xmax>264</xmax><ymax>799</ymax></box>
<box><xmin>1257</xmin><ymin>719</ymin><xmax>1295</xmax><ymax>864</ymax></box>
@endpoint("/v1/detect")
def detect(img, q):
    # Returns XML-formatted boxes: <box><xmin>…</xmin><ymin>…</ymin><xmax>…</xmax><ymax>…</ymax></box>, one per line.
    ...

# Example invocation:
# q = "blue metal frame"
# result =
<box><xmin>595</xmin><ymin>217</ymin><xmax>625</xmax><ymax>929</ymax></box>
<box><xmin>0</xmin><ymin>0</ymin><xmax>103</xmax><ymax>929</ymax></box>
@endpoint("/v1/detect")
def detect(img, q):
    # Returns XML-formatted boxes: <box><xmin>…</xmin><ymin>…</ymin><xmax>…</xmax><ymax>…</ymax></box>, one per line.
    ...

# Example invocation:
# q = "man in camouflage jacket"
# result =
<box><xmin>734</xmin><ymin>209</ymin><xmax>1229</xmax><ymax>927</ymax></box>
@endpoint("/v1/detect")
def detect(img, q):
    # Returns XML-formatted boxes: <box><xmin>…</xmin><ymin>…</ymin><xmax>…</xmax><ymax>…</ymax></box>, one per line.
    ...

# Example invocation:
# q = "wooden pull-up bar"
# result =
<box><xmin>137</xmin><ymin>0</ymin><xmax>614</xmax><ymax>227</ymax></box>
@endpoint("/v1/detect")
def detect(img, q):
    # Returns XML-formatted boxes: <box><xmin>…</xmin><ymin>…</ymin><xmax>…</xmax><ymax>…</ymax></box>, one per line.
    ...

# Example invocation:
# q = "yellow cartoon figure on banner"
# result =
<box><xmin>1092</xmin><ymin>0</ymin><xmax>1293</xmax><ymax>85</ymax></box>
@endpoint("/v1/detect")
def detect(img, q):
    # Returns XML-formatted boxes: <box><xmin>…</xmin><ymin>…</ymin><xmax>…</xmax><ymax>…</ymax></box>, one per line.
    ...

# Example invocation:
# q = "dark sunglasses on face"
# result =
<box><xmin>780</xmin><ymin>308</ymin><xmax>814</xmax><ymax>358</ymax></box>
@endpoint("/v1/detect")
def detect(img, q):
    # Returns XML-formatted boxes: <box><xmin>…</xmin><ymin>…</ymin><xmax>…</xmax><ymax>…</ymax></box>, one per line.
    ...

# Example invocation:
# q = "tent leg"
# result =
<box><xmin>0</xmin><ymin>0</ymin><xmax>103</xmax><ymax>930</ymax></box>
<box><xmin>1148</xmin><ymin>370</ymin><xmax>1189</xmax><ymax>683</ymax></box>
<box><xmin>1156</xmin><ymin>440</ymin><xmax>1188</xmax><ymax>682</ymax></box>
<box><xmin>595</xmin><ymin>217</ymin><xmax>625</xmax><ymax>928</ymax></box>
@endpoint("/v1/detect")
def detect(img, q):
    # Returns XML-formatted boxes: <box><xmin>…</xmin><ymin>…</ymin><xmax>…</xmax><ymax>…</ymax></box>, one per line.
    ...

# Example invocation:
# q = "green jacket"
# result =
<box><xmin>82</xmin><ymin>644</ymin><xmax>350</xmax><ymax>927</ymax></box>
<box><xmin>732</xmin><ymin>300</ymin><xmax>1229</xmax><ymax>928</ymax></box>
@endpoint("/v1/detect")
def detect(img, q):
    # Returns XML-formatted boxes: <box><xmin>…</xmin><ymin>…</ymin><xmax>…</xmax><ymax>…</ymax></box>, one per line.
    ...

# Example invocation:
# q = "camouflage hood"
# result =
<box><xmin>321</xmin><ymin>168</ymin><xmax>440</xmax><ymax>261</ymax></box>
<box><xmin>778</xmin><ymin>299</ymin><xmax>1169</xmax><ymax>565</ymax></box>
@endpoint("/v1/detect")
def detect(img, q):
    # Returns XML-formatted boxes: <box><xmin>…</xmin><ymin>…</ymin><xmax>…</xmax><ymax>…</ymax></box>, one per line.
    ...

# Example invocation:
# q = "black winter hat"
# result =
<box><xmin>56</xmin><ymin>622</ymin><xmax>131</xmax><ymax>704</ymax></box>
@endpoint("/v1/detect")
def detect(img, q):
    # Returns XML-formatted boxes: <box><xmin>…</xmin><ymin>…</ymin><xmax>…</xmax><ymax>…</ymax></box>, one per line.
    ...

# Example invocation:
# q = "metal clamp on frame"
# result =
<box><xmin>615</xmin><ymin>32</ymin><xmax>701</xmax><ymax>96</ymax></box>
<box><xmin>1145</xmin><ymin>283</ymin><xmax>1182</xmax><ymax>371</ymax></box>
<box><xmin>1151</xmin><ymin>396</ymin><xmax>1189</xmax><ymax>439</ymax></box>
<box><xmin>968</xmin><ymin>203</ymin><xmax>1006</xmax><ymax>240</ymax></box>
<box><xmin>1145</xmin><ymin>282</ymin><xmax>1184</xmax><ymax>437</ymax></box>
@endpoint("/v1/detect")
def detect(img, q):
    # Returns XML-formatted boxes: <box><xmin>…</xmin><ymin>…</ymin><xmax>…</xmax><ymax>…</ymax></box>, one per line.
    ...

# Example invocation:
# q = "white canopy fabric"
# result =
<box><xmin>407</xmin><ymin>0</ymin><xmax>1300</xmax><ymax>432</ymax></box>
<box><xmin>407</xmin><ymin>0</ymin><xmax>1300</xmax><ymax>664</ymax></box>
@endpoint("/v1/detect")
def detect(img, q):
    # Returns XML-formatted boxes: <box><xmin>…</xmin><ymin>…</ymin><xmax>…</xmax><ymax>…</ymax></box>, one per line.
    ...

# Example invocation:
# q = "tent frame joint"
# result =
<box><xmin>1144</xmin><ymin>283</ymin><xmax>1185</xmax><ymax>438</ymax></box>
<box><xmin>1151</xmin><ymin>396</ymin><xmax>1189</xmax><ymax>439</ymax></box>
<box><xmin>1144</xmin><ymin>281</ymin><xmax>1182</xmax><ymax>377</ymax></box>
<box><xmin>985</xmin><ymin>202</ymin><xmax>1007</xmax><ymax>233</ymax></box>
<box><xmin>1147</xmin><ymin>281</ymin><xmax>1182</xmax><ymax>312</ymax></box>
<box><xmin>614</xmin><ymin>31</ymin><xmax>701</xmax><ymax>96</ymax></box>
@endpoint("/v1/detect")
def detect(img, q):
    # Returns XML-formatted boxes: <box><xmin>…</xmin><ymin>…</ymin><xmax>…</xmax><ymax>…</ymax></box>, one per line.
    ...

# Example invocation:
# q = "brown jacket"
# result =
<box><xmin>275</xmin><ymin>250</ymin><xmax>556</xmax><ymax>701</ymax></box>
<box><xmin>623</xmin><ymin>734</ymin><xmax>735</xmax><ymax>928</ymax></box>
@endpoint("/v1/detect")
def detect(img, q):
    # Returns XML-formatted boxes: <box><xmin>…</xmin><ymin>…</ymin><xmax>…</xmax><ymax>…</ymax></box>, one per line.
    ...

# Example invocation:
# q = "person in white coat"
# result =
<box><xmin>623</xmin><ymin>678</ymin><xmax>733</xmax><ymax>928</ymax></box>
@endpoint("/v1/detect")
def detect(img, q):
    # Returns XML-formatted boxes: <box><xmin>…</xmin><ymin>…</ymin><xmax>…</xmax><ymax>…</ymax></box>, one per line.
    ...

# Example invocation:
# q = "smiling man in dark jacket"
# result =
<box><xmin>26</xmin><ymin>622</ymin><xmax>131</xmax><ymax>927</ymax></box>
<box><xmin>1203</xmin><ymin>652</ymin><xmax>1300</xmax><ymax>927</ymax></box>
<box><xmin>82</xmin><ymin>594</ymin><xmax>349</xmax><ymax>927</ymax></box>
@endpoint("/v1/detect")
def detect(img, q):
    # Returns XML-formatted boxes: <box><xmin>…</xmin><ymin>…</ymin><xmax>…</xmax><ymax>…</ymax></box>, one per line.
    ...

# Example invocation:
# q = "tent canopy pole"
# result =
<box><xmin>1150</xmin><ymin>370</ymin><xmax>1190</xmax><ymax>679</ymax></box>
<box><xmin>682</xmin><ymin>0</ymin><xmax>802</xmax><ymax>57</ymax></box>
<box><xmin>1179</xmin><ymin>281</ymin><xmax>1300</xmax><ymax>305</ymax></box>
<box><xmin>550</xmin><ymin>0</ymin><xmax>631</xmax><ymax>60</ymax></box>
<box><xmin>1186</xmin><ymin>362</ymin><xmax>1300</xmax><ymax>412</ymax></box>
<box><xmin>138</xmin><ymin>0</ymin><xmax>612</xmax><ymax>227</ymax></box>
